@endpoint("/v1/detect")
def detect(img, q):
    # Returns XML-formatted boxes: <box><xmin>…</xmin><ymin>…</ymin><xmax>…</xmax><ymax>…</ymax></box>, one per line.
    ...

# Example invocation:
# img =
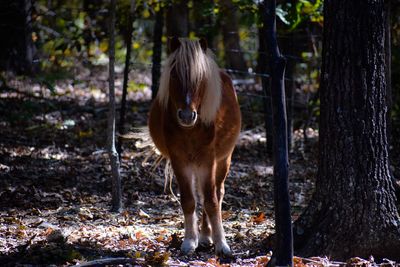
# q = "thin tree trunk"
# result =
<box><xmin>117</xmin><ymin>0</ymin><xmax>135</xmax><ymax>156</ymax></box>
<box><xmin>284</xmin><ymin>33</ymin><xmax>296</xmax><ymax>151</ymax></box>
<box><xmin>220</xmin><ymin>0</ymin><xmax>247</xmax><ymax>73</ymax></box>
<box><xmin>108</xmin><ymin>0</ymin><xmax>122</xmax><ymax>212</ymax></box>
<box><xmin>293</xmin><ymin>0</ymin><xmax>400</xmax><ymax>260</ymax></box>
<box><xmin>151</xmin><ymin>6</ymin><xmax>164</xmax><ymax>99</ymax></box>
<box><xmin>262</xmin><ymin>1</ymin><xmax>293</xmax><ymax>266</ymax></box>
<box><xmin>0</xmin><ymin>0</ymin><xmax>35</xmax><ymax>74</ymax></box>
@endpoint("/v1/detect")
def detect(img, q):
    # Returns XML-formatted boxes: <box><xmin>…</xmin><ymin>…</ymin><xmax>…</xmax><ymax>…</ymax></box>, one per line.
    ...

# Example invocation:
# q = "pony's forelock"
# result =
<box><xmin>156</xmin><ymin>38</ymin><xmax>221</xmax><ymax>125</ymax></box>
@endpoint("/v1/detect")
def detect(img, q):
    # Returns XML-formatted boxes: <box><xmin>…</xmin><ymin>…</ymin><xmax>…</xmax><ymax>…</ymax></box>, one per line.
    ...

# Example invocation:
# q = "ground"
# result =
<box><xmin>0</xmin><ymin>70</ymin><xmax>397</xmax><ymax>266</ymax></box>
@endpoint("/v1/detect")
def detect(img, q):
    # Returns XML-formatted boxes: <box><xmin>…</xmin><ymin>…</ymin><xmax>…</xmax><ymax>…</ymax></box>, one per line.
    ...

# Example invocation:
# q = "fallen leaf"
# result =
<box><xmin>251</xmin><ymin>212</ymin><xmax>266</xmax><ymax>224</ymax></box>
<box><xmin>138</xmin><ymin>209</ymin><xmax>150</xmax><ymax>218</ymax></box>
<box><xmin>294</xmin><ymin>256</ymin><xmax>307</xmax><ymax>267</ymax></box>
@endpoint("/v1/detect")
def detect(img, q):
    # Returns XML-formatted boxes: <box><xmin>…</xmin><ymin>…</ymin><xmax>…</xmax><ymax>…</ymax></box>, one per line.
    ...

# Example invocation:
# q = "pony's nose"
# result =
<box><xmin>177</xmin><ymin>108</ymin><xmax>197</xmax><ymax>127</ymax></box>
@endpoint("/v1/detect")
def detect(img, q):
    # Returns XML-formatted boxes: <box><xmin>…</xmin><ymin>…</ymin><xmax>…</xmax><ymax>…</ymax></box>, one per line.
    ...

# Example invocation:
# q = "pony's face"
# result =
<box><xmin>168</xmin><ymin>68</ymin><xmax>206</xmax><ymax>128</ymax></box>
<box><xmin>157</xmin><ymin>37</ymin><xmax>221</xmax><ymax>127</ymax></box>
<box><xmin>168</xmin><ymin>37</ymin><xmax>208</xmax><ymax>128</ymax></box>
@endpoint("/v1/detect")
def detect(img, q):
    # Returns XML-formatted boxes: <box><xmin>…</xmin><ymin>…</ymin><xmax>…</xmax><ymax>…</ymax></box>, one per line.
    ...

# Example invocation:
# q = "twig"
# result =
<box><xmin>75</xmin><ymin>257</ymin><xmax>136</xmax><ymax>267</ymax></box>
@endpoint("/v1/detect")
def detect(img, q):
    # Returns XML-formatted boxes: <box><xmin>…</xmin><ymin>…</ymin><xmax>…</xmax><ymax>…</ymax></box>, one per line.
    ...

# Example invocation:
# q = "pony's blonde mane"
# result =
<box><xmin>156</xmin><ymin>38</ymin><xmax>222</xmax><ymax>125</ymax></box>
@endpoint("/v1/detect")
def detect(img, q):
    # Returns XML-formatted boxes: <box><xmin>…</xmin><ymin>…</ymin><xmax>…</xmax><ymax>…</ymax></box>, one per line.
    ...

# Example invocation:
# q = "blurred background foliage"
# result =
<box><xmin>31</xmin><ymin>0</ymin><xmax>323</xmax><ymax>74</ymax></box>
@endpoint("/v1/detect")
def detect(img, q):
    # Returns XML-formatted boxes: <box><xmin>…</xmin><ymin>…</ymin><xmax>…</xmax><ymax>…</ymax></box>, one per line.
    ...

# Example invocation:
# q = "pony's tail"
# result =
<box><xmin>120</xmin><ymin>128</ymin><xmax>178</xmax><ymax>202</ymax></box>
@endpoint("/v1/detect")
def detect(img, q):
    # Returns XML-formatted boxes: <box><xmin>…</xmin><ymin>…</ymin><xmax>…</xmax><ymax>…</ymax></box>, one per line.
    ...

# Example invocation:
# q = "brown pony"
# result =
<box><xmin>148</xmin><ymin>37</ymin><xmax>241</xmax><ymax>257</ymax></box>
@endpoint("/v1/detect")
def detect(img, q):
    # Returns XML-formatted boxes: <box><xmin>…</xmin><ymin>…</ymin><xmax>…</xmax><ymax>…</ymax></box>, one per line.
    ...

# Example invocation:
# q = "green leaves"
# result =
<box><xmin>276</xmin><ymin>0</ymin><xmax>323</xmax><ymax>31</ymax></box>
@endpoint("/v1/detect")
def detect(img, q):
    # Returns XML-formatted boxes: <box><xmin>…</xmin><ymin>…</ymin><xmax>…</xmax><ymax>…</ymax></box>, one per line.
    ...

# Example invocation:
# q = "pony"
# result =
<box><xmin>148</xmin><ymin>37</ymin><xmax>241</xmax><ymax>258</ymax></box>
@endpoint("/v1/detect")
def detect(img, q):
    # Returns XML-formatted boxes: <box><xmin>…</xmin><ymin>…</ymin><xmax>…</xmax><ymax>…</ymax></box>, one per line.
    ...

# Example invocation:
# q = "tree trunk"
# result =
<box><xmin>281</xmin><ymin>32</ymin><xmax>296</xmax><ymax>152</ymax></box>
<box><xmin>262</xmin><ymin>1</ymin><xmax>293</xmax><ymax>266</ymax></box>
<box><xmin>220</xmin><ymin>0</ymin><xmax>247</xmax><ymax>73</ymax></box>
<box><xmin>151</xmin><ymin>6</ymin><xmax>164</xmax><ymax>99</ymax></box>
<box><xmin>193</xmin><ymin>0</ymin><xmax>215</xmax><ymax>47</ymax></box>
<box><xmin>0</xmin><ymin>0</ymin><xmax>35</xmax><ymax>74</ymax></box>
<box><xmin>293</xmin><ymin>0</ymin><xmax>400</xmax><ymax>260</ymax></box>
<box><xmin>166</xmin><ymin>0</ymin><xmax>188</xmax><ymax>38</ymax></box>
<box><xmin>108</xmin><ymin>0</ymin><xmax>122</xmax><ymax>212</ymax></box>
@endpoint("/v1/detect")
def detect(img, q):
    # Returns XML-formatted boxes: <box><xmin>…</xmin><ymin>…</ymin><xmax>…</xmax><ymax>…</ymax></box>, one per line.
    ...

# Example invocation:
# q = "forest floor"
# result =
<box><xmin>0</xmin><ymin>69</ymin><xmax>398</xmax><ymax>266</ymax></box>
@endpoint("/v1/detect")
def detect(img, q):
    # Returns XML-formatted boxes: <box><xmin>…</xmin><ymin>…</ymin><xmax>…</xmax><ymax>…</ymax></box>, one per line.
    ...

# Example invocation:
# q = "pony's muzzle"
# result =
<box><xmin>177</xmin><ymin>108</ymin><xmax>197</xmax><ymax>127</ymax></box>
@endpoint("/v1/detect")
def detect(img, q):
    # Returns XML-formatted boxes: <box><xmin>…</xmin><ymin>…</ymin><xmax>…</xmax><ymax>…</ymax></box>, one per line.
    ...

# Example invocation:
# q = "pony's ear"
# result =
<box><xmin>168</xmin><ymin>37</ymin><xmax>181</xmax><ymax>54</ymax></box>
<box><xmin>199</xmin><ymin>38</ymin><xmax>208</xmax><ymax>52</ymax></box>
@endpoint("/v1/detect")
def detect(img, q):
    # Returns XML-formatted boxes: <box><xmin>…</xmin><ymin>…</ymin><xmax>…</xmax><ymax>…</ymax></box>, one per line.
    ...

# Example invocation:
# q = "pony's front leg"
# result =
<box><xmin>200</xmin><ymin>162</ymin><xmax>232</xmax><ymax>258</ymax></box>
<box><xmin>172</xmin><ymin>163</ymin><xmax>198</xmax><ymax>254</ymax></box>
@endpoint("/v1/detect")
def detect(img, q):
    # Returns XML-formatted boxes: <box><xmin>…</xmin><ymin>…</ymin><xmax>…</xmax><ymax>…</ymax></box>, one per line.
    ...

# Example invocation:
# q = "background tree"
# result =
<box><xmin>0</xmin><ymin>0</ymin><xmax>35</xmax><ymax>74</ymax></box>
<box><xmin>219</xmin><ymin>0</ymin><xmax>247</xmax><ymax>73</ymax></box>
<box><xmin>151</xmin><ymin>4</ymin><xmax>164</xmax><ymax>99</ymax></box>
<box><xmin>293</xmin><ymin>0</ymin><xmax>400</xmax><ymax>259</ymax></box>
<box><xmin>117</xmin><ymin>0</ymin><xmax>136</xmax><ymax>156</ymax></box>
<box><xmin>166</xmin><ymin>0</ymin><xmax>188</xmax><ymax>38</ymax></box>
<box><xmin>107</xmin><ymin>0</ymin><xmax>122</xmax><ymax>212</ymax></box>
<box><xmin>193</xmin><ymin>0</ymin><xmax>216</xmax><ymax>47</ymax></box>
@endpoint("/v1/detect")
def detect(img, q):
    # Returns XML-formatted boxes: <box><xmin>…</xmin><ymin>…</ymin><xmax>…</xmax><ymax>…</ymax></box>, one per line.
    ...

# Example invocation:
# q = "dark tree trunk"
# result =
<box><xmin>262</xmin><ymin>1</ymin><xmax>293</xmax><ymax>266</ymax></box>
<box><xmin>108</xmin><ymin>0</ymin><xmax>122</xmax><ymax>212</ymax></box>
<box><xmin>293</xmin><ymin>0</ymin><xmax>400</xmax><ymax>260</ymax></box>
<box><xmin>151</xmin><ymin>6</ymin><xmax>164</xmax><ymax>100</ymax></box>
<box><xmin>385</xmin><ymin>0</ymin><xmax>400</xmax><ymax>201</ymax></box>
<box><xmin>220</xmin><ymin>0</ymin><xmax>247</xmax><ymax>73</ymax></box>
<box><xmin>280</xmin><ymin>33</ymin><xmax>296</xmax><ymax>152</ymax></box>
<box><xmin>0</xmin><ymin>0</ymin><xmax>35</xmax><ymax>74</ymax></box>
<box><xmin>385</xmin><ymin>1</ymin><xmax>392</xmax><ymax>149</ymax></box>
<box><xmin>285</xmin><ymin>64</ymin><xmax>294</xmax><ymax>151</ymax></box>
<box><xmin>166</xmin><ymin>0</ymin><xmax>188</xmax><ymax>38</ymax></box>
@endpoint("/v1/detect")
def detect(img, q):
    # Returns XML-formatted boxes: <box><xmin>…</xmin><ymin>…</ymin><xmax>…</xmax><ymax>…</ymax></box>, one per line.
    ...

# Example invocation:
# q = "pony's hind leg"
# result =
<box><xmin>172</xmin><ymin>163</ymin><xmax>199</xmax><ymax>254</ymax></box>
<box><xmin>216</xmin><ymin>156</ymin><xmax>231</xmax><ymax>207</ymax></box>
<box><xmin>199</xmin><ymin>208</ymin><xmax>212</xmax><ymax>248</ymax></box>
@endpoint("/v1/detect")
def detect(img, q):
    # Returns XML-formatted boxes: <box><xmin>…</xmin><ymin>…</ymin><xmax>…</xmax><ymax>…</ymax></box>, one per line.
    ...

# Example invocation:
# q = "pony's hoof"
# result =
<box><xmin>198</xmin><ymin>235</ymin><xmax>213</xmax><ymax>248</ymax></box>
<box><xmin>215</xmin><ymin>241</ymin><xmax>232</xmax><ymax>258</ymax></box>
<box><xmin>180</xmin><ymin>238</ymin><xmax>197</xmax><ymax>255</ymax></box>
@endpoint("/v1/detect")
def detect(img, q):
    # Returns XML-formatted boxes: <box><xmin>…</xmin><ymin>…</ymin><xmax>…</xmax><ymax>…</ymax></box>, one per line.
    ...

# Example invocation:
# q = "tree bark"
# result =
<box><xmin>151</xmin><ymin>6</ymin><xmax>164</xmax><ymax>99</ymax></box>
<box><xmin>293</xmin><ymin>0</ymin><xmax>400</xmax><ymax>260</ymax></box>
<box><xmin>220</xmin><ymin>0</ymin><xmax>247</xmax><ymax>73</ymax></box>
<box><xmin>108</xmin><ymin>0</ymin><xmax>122</xmax><ymax>212</ymax></box>
<box><xmin>0</xmin><ymin>0</ymin><xmax>35</xmax><ymax>74</ymax></box>
<box><xmin>281</xmin><ymin>32</ymin><xmax>296</xmax><ymax>152</ymax></box>
<box><xmin>166</xmin><ymin>0</ymin><xmax>188</xmax><ymax>38</ymax></box>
